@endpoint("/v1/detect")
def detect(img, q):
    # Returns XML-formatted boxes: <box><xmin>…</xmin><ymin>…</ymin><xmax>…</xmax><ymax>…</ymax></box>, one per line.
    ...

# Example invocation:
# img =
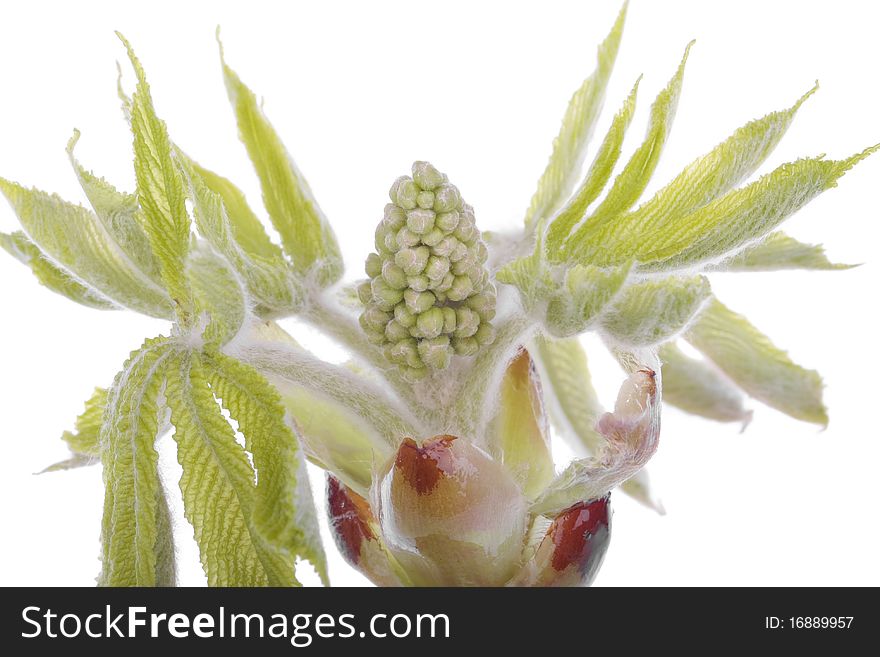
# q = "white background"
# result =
<box><xmin>1</xmin><ymin>0</ymin><xmax>878</xmax><ymax>587</ymax></box>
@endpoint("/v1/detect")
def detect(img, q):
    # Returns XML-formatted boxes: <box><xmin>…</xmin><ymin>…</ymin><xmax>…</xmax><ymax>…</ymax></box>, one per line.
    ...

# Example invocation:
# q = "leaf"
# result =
<box><xmin>186</xmin><ymin>242</ymin><xmax>248</xmax><ymax>347</ymax></box>
<box><xmin>562</xmin><ymin>41</ymin><xmax>694</xmax><ymax>261</ymax></box>
<box><xmin>532</xmin><ymin>367</ymin><xmax>660</xmax><ymax>516</ymax></box>
<box><xmin>495</xmin><ymin>225</ymin><xmax>554</xmax><ymax>313</ymax></box>
<box><xmin>220</xmin><ymin>38</ymin><xmax>342</xmax><ymax>285</ymax></box>
<box><xmin>67</xmin><ymin>129</ymin><xmax>164</xmax><ymax>284</ymax></box>
<box><xmin>181</xmin><ymin>158</ymin><xmax>300</xmax><ymax>315</ymax></box>
<box><xmin>635</xmin><ymin>146</ymin><xmax>879</xmax><ymax>270</ymax></box>
<box><xmin>119</xmin><ymin>34</ymin><xmax>193</xmax><ymax>319</ymax></box>
<box><xmin>0</xmin><ymin>230</ymin><xmax>116</xmax><ymax>310</ymax></box>
<box><xmin>600</xmin><ymin>84</ymin><xmax>819</xmax><ymax>254</ymax></box>
<box><xmin>659</xmin><ymin>342</ymin><xmax>752</xmax><ymax>425</ymax></box>
<box><xmin>61</xmin><ymin>387</ymin><xmax>108</xmax><ymax>457</ymax></box>
<box><xmin>532</xmin><ymin>336</ymin><xmax>604</xmax><ymax>455</ymax></box>
<box><xmin>202</xmin><ymin>350</ymin><xmax>328</xmax><ymax>584</ymax></box>
<box><xmin>0</xmin><ymin>180</ymin><xmax>171</xmax><ymax>317</ymax></box>
<box><xmin>600</xmin><ymin>275</ymin><xmax>712</xmax><ymax>347</ymax></box>
<box><xmin>707</xmin><ymin>231</ymin><xmax>855</xmax><ymax>271</ymax></box>
<box><xmin>487</xmin><ymin>348</ymin><xmax>555</xmax><ymax>499</ymax></box>
<box><xmin>545</xmin><ymin>262</ymin><xmax>631</xmax><ymax>337</ymax></box>
<box><xmin>99</xmin><ymin>337</ymin><xmax>175</xmax><ymax>586</ymax></box>
<box><xmin>685</xmin><ymin>299</ymin><xmax>827</xmax><ymax>425</ymax></box>
<box><xmin>524</xmin><ymin>2</ymin><xmax>627</xmax><ymax>228</ymax></box>
<box><xmin>275</xmin><ymin>378</ymin><xmax>389</xmax><ymax>498</ymax></box>
<box><xmin>187</xmin><ymin>158</ymin><xmax>283</xmax><ymax>261</ymax></box>
<box><xmin>533</xmin><ymin>337</ymin><xmax>662</xmax><ymax>512</ymax></box>
<box><xmin>546</xmin><ymin>76</ymin><xmax>641</xmax><ymax>248</ymax></box>
<box><xmin>165</xmin><ymin>350</ymin><xmax>299</xmax><ymax>586</ymax></box>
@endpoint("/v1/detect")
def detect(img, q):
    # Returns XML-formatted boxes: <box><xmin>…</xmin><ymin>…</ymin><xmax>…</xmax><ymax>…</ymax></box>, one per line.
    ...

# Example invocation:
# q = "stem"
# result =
<box><xmin>447</xmin><ymin>311</ymin><xmax>536</xmax><ymax>440</ymax></box>
<box><xmin>303</xmin><ymin>292</ymin><xmax>417</xmax><ymax>406</ymax></box>
<box><xmin>227</xmin><ymin>338</ymin><xmax>424</xmax><ymax>449</ymax></box>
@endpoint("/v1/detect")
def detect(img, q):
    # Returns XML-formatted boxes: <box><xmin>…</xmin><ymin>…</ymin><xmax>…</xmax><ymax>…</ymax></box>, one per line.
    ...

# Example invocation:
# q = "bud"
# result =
<box><xmin>326</xmin><ymin>476</ymin><xmax>404</xmax><ymax>587</ymax></box>
<box><xmin>510</xmin><ymin>495</ymin><xmax>611</xmax><ymax>587</ymax></box>
<box><xmin>359</xmin><ymin>162</ymin><xmax>496</xmax><ymax>377</ymax></box>
<box><xmin>373</xmin><ymin>435</ymin><xmax>528</xmax><ymax>586</ymax></box>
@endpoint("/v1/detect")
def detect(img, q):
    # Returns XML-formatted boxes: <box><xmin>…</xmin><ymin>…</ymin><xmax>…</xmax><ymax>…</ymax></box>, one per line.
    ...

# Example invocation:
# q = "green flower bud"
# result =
<box><xmin>474</xmin><ymin>323</ymin><xmax>497</xmax><ymax>346</ymax></box>
<box><xmin>452</xmin><ymin>336</ymin><xmax>479</xmax><ymax>356</ymax></box>
<box><xmin>394</xmin><ymin>177</ymin><xmax>419</xmax><ymax>209</ymax></box>
<box><xmin>447</xmin><ymin>275</ymin><xmax>474</xmax><ymax>302</ymax></box>
<box><xmin>421</xmin><ymin>227</ymin><xmax>445</xmax><ymax>247</ymax></box>
<box><xmin>396</xmin><ymin>227</ymin><xmax>421</xmax><ymax>249</ymax></box>
<box><xmin>436</xmin><ymin>272</ymin><xmax>454</xmax><ymax>292</ymax></box>
<box><xmin>466</xmin><ymin>292</ymin><xmax>496</xmax><ymax>320</ymax></box>
<box><xmin>360</xmin><ymin>161</ymin><xmax>496</xmax><ymax>376</ymax></box>
<box><xmin>449</xmin><ymin>241</ymin><xmax>469</xmax><ymax>263</ymax></box>
<box><xmin>394</xmin><ymin>303</ymin><xmax>416</xmax><ymax>328</ymax></box>
<box><xmin>365</xmin><ymin>252</ymin><xmax>383</xmax><ymax>278</ymax></box>
<box><xmin>395</xmin><ymin>246</ymin><xmax>430</xmax><ymax>275</ymax></box>
<box><xmin>383</xmin><ymin>203</ymin><xmax>407</xmax><ymax>228</ymax></box>
<box><xmin>390</xmin><ymin>338</ymin><xmax>421</xmax><ymax>369</ymax></box>
<box><xmin>416</xmin><ymin>307</ymin><xmax>445</xmax><ymax>340</ymax></box>
<box><xmin>418</xmin><ymin>335</ymin><xmax>452</xmax><ymax>369</ymax></box>
<box><xmin>404</xmin><ymin>288</ymin><xmax>436</xmax><ymax>314</ymax></box>
<box><xmin>382</xmin><ymin>231</ymin><xmax>398</xmax><ymax>253</ymax></box>
<box><xmin>407</xmin><ymin>274</ymin><xmax>430</xmax><ymax>292</ymax></box>
<box><xmin>382</xmin><ymin>261</ymin><xmax>409</xmax><ymax>289</ymax></box>
<box><xmin>406</xmin><ymin>208</ymin><xmax>436</xmax><ymax>234</ymax></box>
<box><xmin>360</xmin><ymin>305</ymin><xmax>391</xmax><ymax>332</ymax></box>
<box><xmin>442</xmin><ymin>307</ymin><xmax>457</xmax><ymax>333</ymax></box>
<box><xmin>431</xmin><ymin>236</ymin><xmax>458</xmax><ymax>258</ymax></box>
<box><xmin>385</xmin><ymin>319</ymin><xmax>411</xmax><ymax>343</ymax></box>
<box><xmin>357</xmin><ymin>280</ymin><xmax>373</xmax><ymax>305</ymax></box>
<box><xmin>454</xmin><ymin>307</ymin><xmax>480</xmax><ymax>337</ymax></box>
<box><xmin>433</xmin><ymin>184</ymin><xmax>462</xmax><ymax>212</ymax></box>
<box><xmin>425</xmin><ymin>255</ymin><xmax>450</xmax><ymax>281</ymax></box>
<box><xmin>371</xmin><ymin>277</ymin><xmax>404</xmax><ymax>310</ymax></box>
<box><xmin>412</xmin><ymin>161</ymin><xmax>445</xmax><ymax>190</ymax></box>
<box><xmin>435</xmin><ymin>211</ymin><xmax>460</xmax><ymax>232</ymax></box>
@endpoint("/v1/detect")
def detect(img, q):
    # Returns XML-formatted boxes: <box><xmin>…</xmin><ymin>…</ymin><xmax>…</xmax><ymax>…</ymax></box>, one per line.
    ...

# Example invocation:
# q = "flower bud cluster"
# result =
<box><xmin>358</xmin><ymin>162</ymin><xmax>496</xmax><ymax>378</ymax></box>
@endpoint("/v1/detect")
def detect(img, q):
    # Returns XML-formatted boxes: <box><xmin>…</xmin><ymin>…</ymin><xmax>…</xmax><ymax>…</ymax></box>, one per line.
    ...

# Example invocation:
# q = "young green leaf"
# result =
<box><xmin>532</xmin><ymin>367</ymin><xmax>660</xmax><ymax>516</ymax></box>
<box><xmin>67</xmin><ymin>129</ymin><xmax>164</xmax><ymax>285</ymax></box>
<box><xmin>562</xmin><ymin>41</ymin><xmax>694</xmax><ymax>261</ymax></box>
<box><xmin>600</xmin><ymin>275</ymin><xmax>711</xmax><ymax>347</ymax></box>
<box><xmin>165</xmin><ymin>350</ymin><xmax>299</xmax><ymax>586</ymax></box>
<box><xmin>203</xmin><ymin>351</ymin><xmax>328</xmax><ymax>584</ymax></box>
<box><xmin>635</xmin><ymin>146</ymin><xmax>879</xmax><ymax>270</ymax></box>
<box><xmin>0</xmin><ymin>230</ymin><xmax>116</xmax><ymax>310</ymax></box>
<box><xmin>62</xmin><ymin>387</ymin><xmax>108</xmax><ymax>458</ymax></box>
<box><xmin>220</xmin><ymin>40</ymin><xmax>342</xmax><ymax>285</ymax></box>
<box><xmin>707</xmin><ymin>231</ymin><xmax>855</xmax><ymax>272</ymax></box>
<box><xmin>186</xmin><ymin>243</ymin><xmax>247</xmax><ymax>347</ymax></box>
<box><xmin>524</xmin><ymin>2</ymin><xmax>627</xmax><ymax>228</ymax></box>
<box><xmin>119</xmin><ymin>34</ymin><xmax>193</xmax><ymax>320</ymax></box>
<box><xmin>532</xmin><ymin>336</ymin><xmax>604</xmax><ymax>455</ymax></box>
<box><xmin>545</xmin><ymin>262</ymin><xmax>631</xmax><ymax>337</ymax></box>
<box><xmin>276</xmin><ymin>379</ymin><xmax>386</xmax><ymax>497</ymax></box>
<box><xmin>659</xmin><ymin>342</ymin><xmax>752</xmax><ymax>425</ymax></box>
<box><xmin>487</xmin><ymin>348</ymin><xmax>555</xmax><ymax>499</ymax></box>
<box><xmin>181</xmin><ymin>158</ymin><xmax>301</xmax><ymax>315</ymax></box>
<box><xmin>0</xmin><ymin>180</ymin><xmax>173</xmax><ymax>317</ymax></box>
<box><xmin>187</xmin><ymin>158</ymin><xmax>283</xmax><ymax>261</ymax></box>
<box><xmin>99</xmin><ymin>337</ymin><xmax>174</xmax><ymax>586</ymax></box>
<box><xmin>601</xmin><ymin>84</ymin><xmax>819</xmax><ymax>251</ymax></box>
<box><xmin>495</xmin><ymin>226</ymin><xmax>554</xmax><ymax>314</ymax></box>
<box><xmin>685</xmin><ymin>299</ymin><xmax>827</xmax><ymax>425</ymax></box>
<box><xmin>546</xmin><ymin>77</ymin><xmax>640</xmax><ymax>248</ymax></box>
